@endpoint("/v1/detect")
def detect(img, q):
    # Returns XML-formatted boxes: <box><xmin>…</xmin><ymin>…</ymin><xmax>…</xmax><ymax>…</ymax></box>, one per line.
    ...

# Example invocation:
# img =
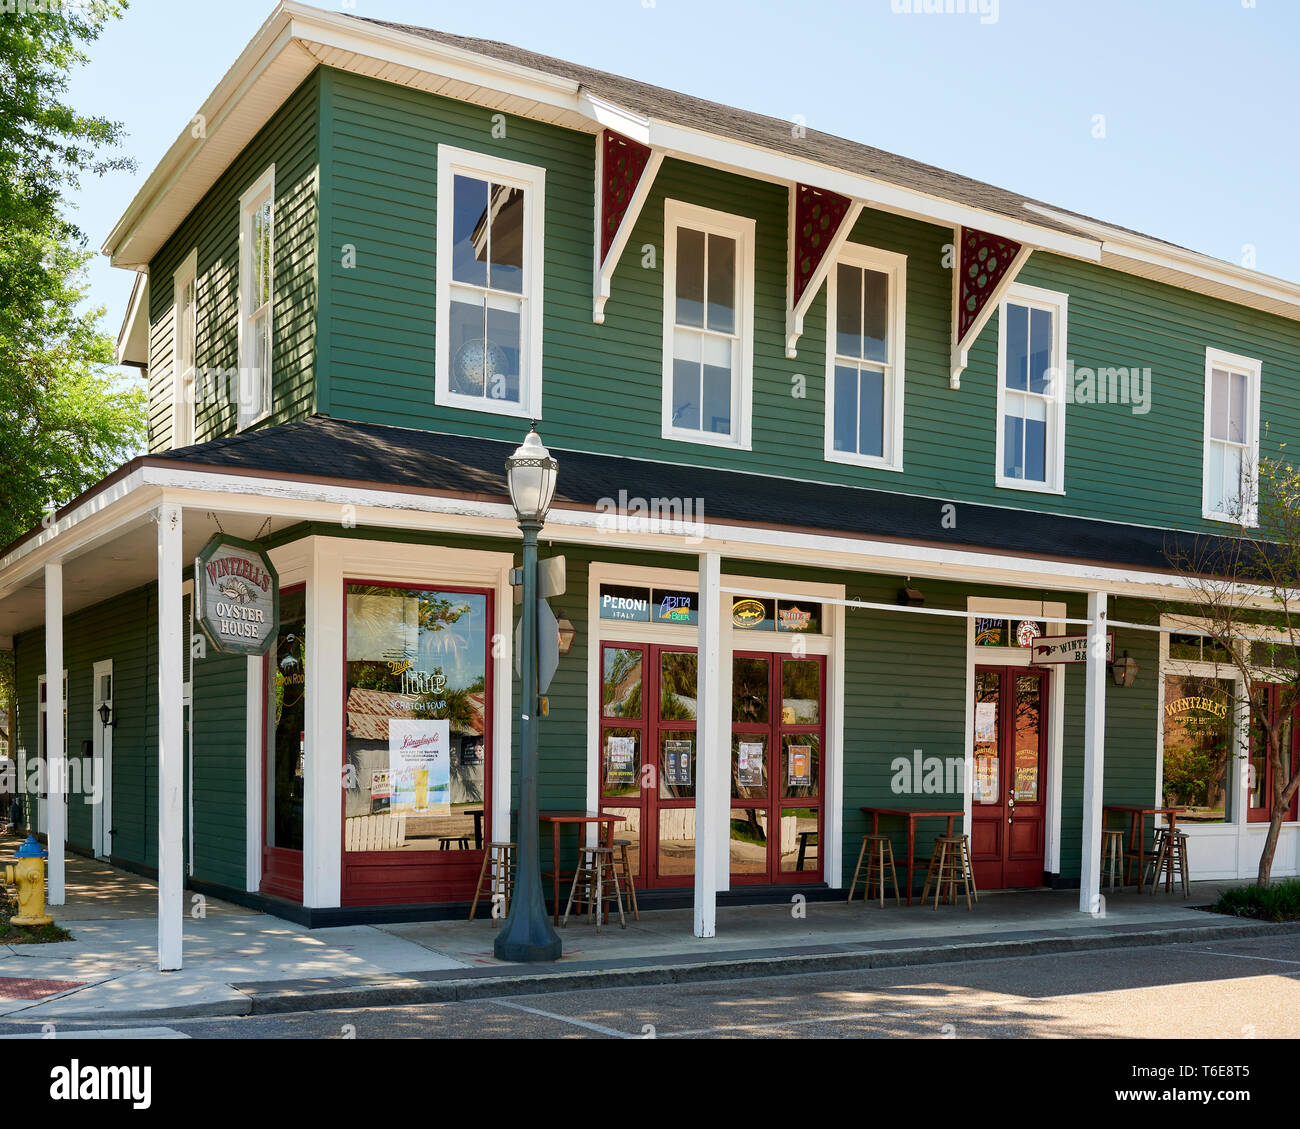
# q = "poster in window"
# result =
<box><xmin>664</xmin><ymin>739</ymin><xmax>693</xmax><ymax>787</ymax></box>
<box><xmin>787</xmin><ymin>744</ymin><xmax>812</xmax><ymax>787</ymax></box>
<box><xmin>460</xmin><ymin>737</ymin><xmax>483</xmax><ymax>766</ymax></box>
<box><xmin>387</xmin><ymin>718</ymin><xmax>450</xmax><ymax>816</ymax></box>
<box><xmin>974</xmin><ymin>701</ymin><xmax>997</xmax><ymax>744</ymax></box>
<box><xmin>737</xmin><ymin>741</ymin><xmax>765</xmax><ymax>786</ymax></box>
<box><xmin>1014</xmin><ymin>764</ymin><xmax>1038</xmax><ymax>802</ymax></box>
<box><xmin>974</xmin><ymin>752</ymin><xmax>999</xmax><ymax>804</ymax></box>
<box><xmin>606</xmin><ymin>736</ymin><xmax>636</xmax><ymax>786</ymax></box>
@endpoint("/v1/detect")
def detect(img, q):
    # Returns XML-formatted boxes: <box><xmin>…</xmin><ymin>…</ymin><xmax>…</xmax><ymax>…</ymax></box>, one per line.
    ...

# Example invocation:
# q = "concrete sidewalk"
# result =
<box><xmin>0</xmin><ymin>849</ymin><xmax>1293</xmax><ymax>1022</ymax></box>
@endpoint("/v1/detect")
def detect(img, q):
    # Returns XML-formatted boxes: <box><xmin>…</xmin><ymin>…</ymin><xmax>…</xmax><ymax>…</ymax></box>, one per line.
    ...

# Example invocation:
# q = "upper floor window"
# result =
<box><xmin>172</xmin><ymin>249</ymin><xmax>198</xmax><ymax>448</ymax></box>
<box><xmin>996</xmin><ymin>283</ymin><xmax>1068</xmax><ymax>494</ymax></box>
<box><xmin>238</xmin><ymin>166</ymin><xmax>274</xmax><ymax>430</ymax></box>
<box><xmin>825</xmin><ymin>245</ymin><xmax>906</xmax><ymax>470</ymax></box>
<box><xmin>661</xmin><ymin>200</ymin><xmax>754</xmax><ymax>449</ymax></box>
<box><xmin>1203</xmin><ymin>347</ymin><xmax>1261</xmax><ymax>523</ymax></box>
<box><xmin>436</xmin><ymin>145</ymin><xmax>545</xmax><ymax>419</ymax></box>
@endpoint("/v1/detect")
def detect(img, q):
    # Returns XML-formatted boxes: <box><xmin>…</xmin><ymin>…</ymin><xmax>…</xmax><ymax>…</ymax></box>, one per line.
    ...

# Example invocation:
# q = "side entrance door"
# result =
<box><xmin>91</xmin><ymin>660</ymin><xmax>113</xmax><ymax>859</ymax></box>
<box><xmin>971</xmin><ymin>666</ymin><xmax>1049</xmax><ymax>889</ymax></box>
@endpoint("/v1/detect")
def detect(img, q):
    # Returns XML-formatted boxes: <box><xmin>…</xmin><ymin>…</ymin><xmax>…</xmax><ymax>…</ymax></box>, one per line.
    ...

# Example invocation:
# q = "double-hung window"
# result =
<box><xmin>1202</xmin><ymin>347</ymin><xmax>1261</xmax><ymax>523</ymax></box>
<box><xmin>662</xmin><ymin>200</ymin><xmax>754</xmax><ymax>448</ymax></box>
<box><xmin>436</xmin><ymin>145</ymin><xmax>545</xmax><ymax>418</ymax></box>
<box><xmin>996</xmin><ymin>283</ymin><xmax>1068</xmax><ymax>493</ymax></box>
<box><xmin>825</xmin><ymin>245</ymin><xmax>906</xmax><ymax>469</ymax></box>
<box><xmin>172</xmin><ymin>249</ymin><xmax>198</xmax><ymax>448</ymax></box>
<box><xmin>238</xmin><ymin>166</ymin><xmax>274</xmax><ymax>430</ymax></box>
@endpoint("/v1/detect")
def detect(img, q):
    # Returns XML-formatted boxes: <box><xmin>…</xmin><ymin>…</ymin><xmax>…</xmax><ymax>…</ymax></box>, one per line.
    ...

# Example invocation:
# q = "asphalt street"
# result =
<box><xmin>1</xmin><ymin>931</ymin><xmax>1297</xmax><ymax>1040</ymax></box>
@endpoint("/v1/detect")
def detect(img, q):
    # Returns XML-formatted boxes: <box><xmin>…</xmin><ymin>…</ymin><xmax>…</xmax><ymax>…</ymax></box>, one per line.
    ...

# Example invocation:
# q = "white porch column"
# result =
<box><xmin>44</xmin><ymin>562</ymin><xmax>65</xmax><ymax>905</ymax></box>
<box><xmin>157</xmin><ymin>504</ymin><xmax>184</xmax><ymax>971</ymax></box>
<box><xmin>694</xmin><ymin>551</ymin><xmax>724</xmax><ymax>938</ymax></box>
<box><xmin>303</xmin><ymin>538</ymin><xmax>343</xmax><ymax>908</ymax></box>
<box><xmin>1079</xmin><ymin>590</ymin><xmax>1108</xmax><ymax>914</ymax></box>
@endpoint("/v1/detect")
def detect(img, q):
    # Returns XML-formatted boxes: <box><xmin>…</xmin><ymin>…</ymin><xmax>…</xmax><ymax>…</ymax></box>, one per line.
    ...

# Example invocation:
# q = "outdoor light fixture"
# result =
<box><xmin>97</xmin><ymin>702</ymin><xmax>114</xmax><ymax>729</ymax></box>
<box><xmin>496</xmin><ymin>425</ymin><xmax>563</xmax><ymax>964</ymax></box>
<box><xmin>1111</xmin><ymin>651</ymin><xmax>1139</xmax><ymax>688</ymax></box>
<box><xmin>504</xmin><ymin>425</ymin><xmax>558</xmax><ymax>524</ymax></box>
<box><xmin>897</xmin><ymin>586</ymin><xmax>925</xmax><ymax>607</ymax></box>
<box><xmin>556</xmin><ymin>614</ymin><xmax>577</xmax><ymax>656</ymax></box>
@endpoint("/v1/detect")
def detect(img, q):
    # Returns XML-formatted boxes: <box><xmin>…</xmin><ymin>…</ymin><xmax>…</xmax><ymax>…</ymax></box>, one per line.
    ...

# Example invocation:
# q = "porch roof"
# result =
<box><xmin>139</xmin><ymin>415</ymin><xmax>1194</xmax><ymax>573</ymax></box>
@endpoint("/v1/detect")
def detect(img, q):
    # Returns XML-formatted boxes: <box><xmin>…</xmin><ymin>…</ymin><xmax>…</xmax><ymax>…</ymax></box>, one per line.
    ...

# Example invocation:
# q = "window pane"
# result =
<box><xmin>268</xmin><ymin>588</ymin><xmax>306</xmax><ymax>852</ymax></box>
<box><xmin>1228</xmin><ymin>371</ymin><xmax>1246</xmax><ymax>443</ymax></box>
<box><xmin>706</xmin><ymin>233</ymin><xmax>736</xmax><ymax>334</ymax></box>
<box><xmin>779</xmin><ymin>809</ymin><xmax>818</xmax><ymax>873</ymax></box>
<box><xmin>1005</xmin><ymin>303</ymin><xmax>1029</xmax><ymax>390</ymax></box>
<box><xmin>782</xmin><ymin>660</ymin><xmax>821</xmax><ymax>725</ymax></box>
<box><xmin>343</xmin><ymin>587</ymin><xmax>490</xmax><ymax>851</ymax></box>
<box><xmin>701</xmin><ymin>337</ymin><xmax>732</xmax><ymax>435</ymax></box>
<box><xmin>731</xmin><ymin>737</ymin><xmax>767</xmax><ymax>800</ymax></box>
<box><xmin>603</xmin><ymin>648</ymin><xmax>643</xmax><ymax>718</ymax></box>
<box><xmin>1162</xmin><ymin>674</ymin><xmax>1234</xmax><ymax>823</ymax></box>
<box><xmin>675</xmin><ymin>227</ymin><xmax>705</xmax><ymax>328</ymax></box>
<box><xmin>1024</xmin><ymin>411</ymin><xmax>1047</xmax><ymax>483</ymax></box>
<box><xmin>602</xmin><ymin>729</ymin><xmax>640</xmax><ymax>797</ymax></box>
<box><xmin>861</xmin><ymin>268</ymin><xmax>889</xmax><ymax>363</ymax></box>
<box><xmin>451</xmin><ymin>175</ymin><xmax>489</xmax><ymax>288</ymax></box>
<box><xmin>658</xmin><ymin>808</ymin><xmax>695</xmax><ymax>876</ymax></box>
<box><xmin>729</xmin><ymin>809</ymin><xmax>768</xmax><ymax>875</ymax></box>
<box><xmin>1208</xmin><ymin>442</ymin><xmax>1227</xmax><ymax>512</ymax></box>
<box><xmin>836</xmin><ymin>263</ymin><xmax>861</xmax><ymax>358</ymax></box>
<box><xmin>660</xmin><ymin>652</ymin><xmax>698</xmax><ymax>720</ymax></box>
<box><xmin>1003</xmin><ymin>411</ymin><xmax>1024</xmax><ymax>479</ymax></box>
<box><xmin>1210</xmin><ymin>369</ymin><xmax>1229</xmax><ymax>441</ymax></box>
<box><xmin>449</xmin><ymin>295</ymin><xmax>487</xmax><ymax>397</ymax></box>
<box><xmin>858</xmin><ymin>368</ymin><xmax>884</xmax><ymax>458</ymax></box>
<box><xmin>1013</xmin><ymin>676</ymin><xmax>1042</xmax><ymax>801</ymax></box>
<box><xmin>484</xmin><ymin>300</ymin><xmax>521</xmax><ymax>404</ymax></box>
<box><xmin>833</xmin><ymin>365</ymin><xmax>858</xmax><ymax>453</ymax></box>
<box><xmin>253</xmin><ymin>201</ymin><xmax>273</xmax><ymax>307</ymax></box>
<box><xmin>781</xmin><ymin>735</ymin><xmax>819</xmax><ymax>799</ymax></box>
<box><xmin>488</xmin><ymin>184</ymin><xmax>524</xmax><ymax>293</ymax></box>
<box><xmin>1222</xmin><ymin>443</ymin><xmax>1243</xmax><ymax>512</ymax></box>
<box><xmin>1028</xmin><ymin>306</ymin><xmax>1052</xmax><ymax>394</ymax></box>
<box><xmin>732</xmin><ymin>656</ymin><xmax>769</xmax><ymax>723</ymax></box>
<box><xmin>660</xmin><ymin>730</ymin><xmax>695</xmax><ymax>799</ymax></box>
<box><xmin>672</xmin><ymin>330</ymin><xmax>702</xmax><ymax>431</ymax></box>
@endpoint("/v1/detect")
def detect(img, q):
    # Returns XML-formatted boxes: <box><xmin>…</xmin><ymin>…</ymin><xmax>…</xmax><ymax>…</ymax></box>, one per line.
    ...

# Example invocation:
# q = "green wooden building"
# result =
<box><xmin>1</xmin><ymin>2</ymin><xmax>1297</xmax><ymax>968</ymax></box>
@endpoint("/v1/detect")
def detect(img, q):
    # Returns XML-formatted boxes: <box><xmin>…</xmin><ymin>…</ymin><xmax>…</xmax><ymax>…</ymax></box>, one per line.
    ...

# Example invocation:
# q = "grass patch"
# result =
<box><xmin>1211</xmin><ymin>879</ymin><xmax>1300</xmax><ymax>922</ymax></box>
<box><xmin>0</xmin><ymin>889</ymin><xmax>73</xmax><ymax>944</ymax></box>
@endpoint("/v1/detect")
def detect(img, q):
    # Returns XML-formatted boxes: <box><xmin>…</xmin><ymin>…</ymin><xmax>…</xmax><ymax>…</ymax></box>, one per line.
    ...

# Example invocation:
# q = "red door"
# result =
<box><xmin>262</xmin><ymin>584</ymin><xmax>305</xmax><ymax>901</ymax></box>
<box><xmin>971</xmin><ymin>666</ymin><xmax>1049</xmax><ymax>889</ymax></box>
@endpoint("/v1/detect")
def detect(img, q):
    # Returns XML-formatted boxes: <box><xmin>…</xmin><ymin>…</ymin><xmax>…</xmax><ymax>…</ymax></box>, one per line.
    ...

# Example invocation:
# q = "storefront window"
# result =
<box><xmin>1162</xmin><ymin>673</ymin><xmax>1236</xmax><ymax>823</ymax></box>
<box><xmin>343</xmin><ymin>585</ymin><xmax>490</xmax><ymax>852</ymax></box>
<box><xmin>267</xmin><ymin>588</ymin><xmax>305</xmax><ymax>851</ymax></box>
<box><xmin>603</xmin><ymin>648</ymin><xmax>643</xmax><ymax>717</ymax></box>
<box><xmin>729</xmin><ymin>809</ymin><xmax>768</xmax><ymax>874</ymax></box>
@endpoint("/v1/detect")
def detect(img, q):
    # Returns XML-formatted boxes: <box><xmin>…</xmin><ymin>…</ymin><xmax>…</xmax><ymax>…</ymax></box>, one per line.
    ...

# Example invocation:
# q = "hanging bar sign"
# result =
<box><xmin>1030</xmin><ymin>632</ymin><xmax>1114</xmax><ymax>665</ymax></box>
<box><xmin>195</xmin><ymin>534</ymin><xmax>280</xmax><ymax>656</ymax></box>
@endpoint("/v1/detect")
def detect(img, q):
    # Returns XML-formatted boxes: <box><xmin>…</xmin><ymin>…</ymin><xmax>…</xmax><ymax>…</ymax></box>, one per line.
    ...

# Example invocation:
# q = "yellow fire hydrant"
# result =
<box><xmin>4</xmin><ymin>835</ymin><xmax>53</xmax><ymax>927</ymax></box>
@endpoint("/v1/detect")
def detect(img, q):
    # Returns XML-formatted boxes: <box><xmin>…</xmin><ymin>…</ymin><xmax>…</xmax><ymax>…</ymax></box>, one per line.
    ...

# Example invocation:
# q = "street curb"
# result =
<box><xmin>234</xmin><ymin>917</ymin><xmax>1298</xmax><ymax>1016</ymax></box>
<box><xmin>13</xmin><ymin>918</ymin><xmax>1294</xmax><ymax>1022</ymax></box>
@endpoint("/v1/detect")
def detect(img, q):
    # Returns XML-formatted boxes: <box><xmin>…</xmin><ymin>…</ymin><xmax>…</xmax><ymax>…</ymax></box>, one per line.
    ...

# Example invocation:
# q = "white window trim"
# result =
<box><xmin>435</xmin><ymin>144</ymin><xmax>546</xmax><ymax>420</ymax></box>
<box><xmin>238</xmin><ymin>164</ymin><xmax>275</xmax><ymax>431</ymax></box>
<box><xmin>661</xmin><ymin>199</ymin><xmax>755</xmax><ymax>450</ymax></box>
<box><xmin>995</xmin><ymin>282</ymin><xmax>1068</xmax><ymax>495</ymax></box>
<box><xmin>823</xmin><ymin>242</ymin><xmax>907</xmax><ymax>472</ymax></box>
<box><xmin>171</xmin><ymin>248</ymin><xmax>198</xmax><ymax>449</ymax></box>
<box><xmin>1202</xmin><ymin>346</ymin><xmax>1262</xmax><ymax>524</ymax></box>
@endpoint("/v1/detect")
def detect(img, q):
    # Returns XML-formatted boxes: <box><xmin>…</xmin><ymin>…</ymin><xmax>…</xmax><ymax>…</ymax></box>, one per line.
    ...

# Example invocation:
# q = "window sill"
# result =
<box><xmin>436</xmin><ymin>391</ymin><xmax>539</xmax><ymax>420</ymax></box>
<box><xmin>236</xmin><ymin>411</ymin><xmax>271</xmax><ymax>433</ymax></box>
<box><xmin>825</xmin><ymin>451</ymin><xmax>904</xmax><ymax>473</ymax></box>
<box><xmin>1202</xmin><ymin>508</ymin><xmax>1258</xmax><ymax>527</ymax></box>
<box><xmin>662</xmin><ymin>426</ymin><xmax>751</xmax><ymax>451</ymax></box>
<box><xmin>995</xmin><ymin>476</ymin><xmax>1065</xmax><ymax>496</ymax></box>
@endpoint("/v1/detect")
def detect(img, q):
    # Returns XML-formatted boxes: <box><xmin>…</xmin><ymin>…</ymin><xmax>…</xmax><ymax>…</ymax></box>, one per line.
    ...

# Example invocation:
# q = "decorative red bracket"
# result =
<box><xmin>593</xmin><ymin>129</ymin><xmax>663</xmax><ymax>323</ymax></box>
<box><xmin>950</xmin><ymin>226</ymin><xmax>1032</xmax><ymax>388</ymax></box>
<box><xmin>786</xmin><ymin>184</ymin><xmax>862</xmax><ymax>358</ymax></box>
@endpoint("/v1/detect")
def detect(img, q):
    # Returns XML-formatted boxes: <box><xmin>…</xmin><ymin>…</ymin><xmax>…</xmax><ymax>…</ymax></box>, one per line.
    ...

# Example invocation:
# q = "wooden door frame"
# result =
<box><xmin>261</xmin><ymin>582</ymin><xmax>305</xmax><ymax>902</ymax></box>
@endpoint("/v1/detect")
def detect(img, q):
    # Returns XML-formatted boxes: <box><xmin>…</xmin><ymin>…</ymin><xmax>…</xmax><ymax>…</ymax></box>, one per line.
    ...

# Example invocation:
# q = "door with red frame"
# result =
<box><xmin>971</xmin><ymin>666</ymin><xmax>1049</xmax><ymax>889</ymax></box>
<box><xmin>262</xmin><ymin>584</ymin><xmax>305</xmax><ymax>901</ymax></box>
<box><xmin>599</xmin><ymin>642</ymin><xmax>698</xmax><ymax>888</ymax></box>
<box><xmin>730</xmin><ymin>652</ymin><xmax>825</xmax><ymax>884</ymax></box>
<box><xmin>1248</xmin><ymin>685</ymin><xmax>1300</xmax><ymax>824</ymax></box>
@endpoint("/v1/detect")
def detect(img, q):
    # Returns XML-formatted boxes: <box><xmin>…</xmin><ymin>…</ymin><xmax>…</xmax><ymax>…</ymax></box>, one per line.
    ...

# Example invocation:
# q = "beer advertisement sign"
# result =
<box><xmin>195</xmin><ymin>535</ymin><xmax>280</xmax><ymax>656</ymax></box>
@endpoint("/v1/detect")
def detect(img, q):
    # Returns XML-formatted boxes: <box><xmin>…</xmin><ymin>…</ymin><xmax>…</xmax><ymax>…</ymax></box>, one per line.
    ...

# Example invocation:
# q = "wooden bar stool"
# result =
<box><xmin>848</xmin><ymin>834</ymin><xmax>900</xmax><ymax>906</ymax></box>
<box><xmin>1147</xmin><ymin>827</ymin><xmax>1190</xmax><ymax>897</ymax></box>
<box><xmin>562</xmin><ymin>846</ymin><xmax>627</xmax><ymax>931</ymax></box>
<box><xmin>613</xmin><ymin>839</ymin><xmax>639</xmax><ymax>921</ymax></box>
<box><xmin>468</xmin><ymin>842</ymin><xmax>515</xmax><ymax>925</ymax></box>
<box><xmin>923</xmin><ymin>834</ymin><xmax>976</xmax><ymax>910</ymax></box>
<box><xmin>1101</xmin><ymin>828</ymin><xmax>1125</xmax><ymax>891</ymax></box>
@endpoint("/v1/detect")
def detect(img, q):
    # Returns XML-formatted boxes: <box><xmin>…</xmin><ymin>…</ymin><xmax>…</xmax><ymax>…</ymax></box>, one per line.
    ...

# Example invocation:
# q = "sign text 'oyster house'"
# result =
<box><xmin>195</xmin><ymin>534</ymin><xmax>281</xmax><ymax>656</ymax></box>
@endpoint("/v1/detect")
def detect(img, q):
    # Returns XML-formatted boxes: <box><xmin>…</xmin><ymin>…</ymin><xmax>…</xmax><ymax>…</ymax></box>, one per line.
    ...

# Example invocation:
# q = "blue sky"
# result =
<box><xmin>69</xmin><ymin>0</ymin><xmax>1300</xmax><ymax>345</ymax></box>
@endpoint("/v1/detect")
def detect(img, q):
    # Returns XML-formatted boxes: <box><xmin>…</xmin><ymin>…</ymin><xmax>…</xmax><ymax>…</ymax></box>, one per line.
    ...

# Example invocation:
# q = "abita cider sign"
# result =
<box><xmin>195</xmin><ymin>534</ymin><xmax>280</xmax><ymax>656</ymax></box>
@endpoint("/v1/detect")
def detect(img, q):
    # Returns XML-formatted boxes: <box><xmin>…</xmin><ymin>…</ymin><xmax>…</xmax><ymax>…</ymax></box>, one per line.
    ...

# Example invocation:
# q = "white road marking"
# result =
<box><xmin>1181</xmin><ymin>947</ymin><xmax>1300</xmax><ymax>967</ymax></box>
<box><xmin>491</xmin><ymin>999</ymin><xmax>634</xmax><ymax>1038</ymax></box>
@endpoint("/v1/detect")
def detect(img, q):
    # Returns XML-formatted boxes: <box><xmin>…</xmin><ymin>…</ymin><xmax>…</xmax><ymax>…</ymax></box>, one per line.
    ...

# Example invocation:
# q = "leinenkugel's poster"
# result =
<box><xmin>387</xmin><ymin>719</ymin><xmax>450</xmax><ymax>816</ymax></box>
<box><xmin>787</xmin><ymin>745</ymin><xmax>811</xmax><ymax>786</ymax></box>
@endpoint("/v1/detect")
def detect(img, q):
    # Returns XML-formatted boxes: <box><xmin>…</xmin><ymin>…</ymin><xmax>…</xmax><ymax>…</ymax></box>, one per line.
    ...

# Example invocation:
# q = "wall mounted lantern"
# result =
<box><xmin>1111</xmin><ymin>651</ymin><xmax>1139</xmax><ymax>688</ymax></box>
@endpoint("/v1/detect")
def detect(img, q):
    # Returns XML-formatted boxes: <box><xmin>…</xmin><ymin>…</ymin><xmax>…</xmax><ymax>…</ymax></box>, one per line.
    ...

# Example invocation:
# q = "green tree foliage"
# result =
<box><xmin>0</xmin><ymin>2</ymin><xmax>144</xmax><ymax>549</ymax></box>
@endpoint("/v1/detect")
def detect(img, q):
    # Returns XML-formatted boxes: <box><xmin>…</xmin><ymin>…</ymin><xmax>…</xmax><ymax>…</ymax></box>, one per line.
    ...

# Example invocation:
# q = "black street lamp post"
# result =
<box><xmin>494</xmin><ymin>425</ymin><xmax>563</xmax><ymax>962</ymax></box>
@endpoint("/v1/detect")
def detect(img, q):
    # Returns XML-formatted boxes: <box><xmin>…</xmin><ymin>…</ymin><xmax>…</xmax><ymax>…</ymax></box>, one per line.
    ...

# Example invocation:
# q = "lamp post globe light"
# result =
<box><xmin>495</xmin><ymin>425</ymin><xmax>563</xmax><ymax>962</ymax></box>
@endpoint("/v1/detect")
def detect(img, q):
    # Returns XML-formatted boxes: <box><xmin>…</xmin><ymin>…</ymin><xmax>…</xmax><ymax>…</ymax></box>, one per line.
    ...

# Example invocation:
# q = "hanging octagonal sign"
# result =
<box><xmin>195</xmin><ymin>534</ymin><xmax>280</xmax><ymax>656</ymax></box>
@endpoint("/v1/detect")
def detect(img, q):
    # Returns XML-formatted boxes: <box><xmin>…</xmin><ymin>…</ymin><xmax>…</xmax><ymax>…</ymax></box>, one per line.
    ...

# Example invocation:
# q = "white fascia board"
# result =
<box><xmin>1024</xmin><ymin>203</ymin><xmax>1300</xmax><ymax>317</ymax></box>
<box><xmin>641</xmin><ymin>118</ymin><xmax>1103</xmax><ymax>263</ymax></box>
<box><xmin>578</xmin><ymin>91</ymin><xmax>651</xmax><ymax>144</ymax></box>
<box><xmin>115</xmin><ymin>271</ymin><xmax>150</xmax><ymax>367</ymax></box>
